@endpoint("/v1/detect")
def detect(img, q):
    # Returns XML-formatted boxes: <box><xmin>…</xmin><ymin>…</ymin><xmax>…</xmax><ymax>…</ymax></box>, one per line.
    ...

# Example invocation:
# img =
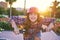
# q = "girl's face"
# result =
<box><xmin>29</xmin><ymin>13</ymin><xmax>38</xmax><ymax>22</ymax></box>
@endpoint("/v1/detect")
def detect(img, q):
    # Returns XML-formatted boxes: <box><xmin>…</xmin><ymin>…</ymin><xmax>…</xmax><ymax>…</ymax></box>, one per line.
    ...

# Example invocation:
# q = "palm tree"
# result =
<box><xmin>5</xmin><ymin>0</ymin><xmax>16</xmax><ymax>18</ymax></box>
<box><xmin>52</xmin><ymin>0</ymin><xmax>60</xmax><ymax>18</ymax></box>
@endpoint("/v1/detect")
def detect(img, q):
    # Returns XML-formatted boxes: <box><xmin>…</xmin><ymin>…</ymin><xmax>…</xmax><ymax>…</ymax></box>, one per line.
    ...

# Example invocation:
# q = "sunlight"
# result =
<box><xmin>12</xmin><ymin>0</ymin><xmax>54</xmax><ymax>12</ymax></box>
<box><xmin>4</xmin><ymin>0</ymin><xmax>60</xmax><ymax>12</ymax></box>
<box><xmin>37</xmin><ymin>0</ymin><xmax>53</xmax><ymax>12</ymax></box>
<box><xmin>12</xmin><ymin>0</ymin><xmax>24</xmax><ymax>8</ymax></box>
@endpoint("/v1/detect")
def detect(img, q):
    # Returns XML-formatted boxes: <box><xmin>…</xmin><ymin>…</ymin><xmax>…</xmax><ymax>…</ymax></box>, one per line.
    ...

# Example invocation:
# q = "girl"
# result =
<box><xmin>23</xmin><ymin>7</ymin><xmax>43</xmax><ymax>40</ymax></box>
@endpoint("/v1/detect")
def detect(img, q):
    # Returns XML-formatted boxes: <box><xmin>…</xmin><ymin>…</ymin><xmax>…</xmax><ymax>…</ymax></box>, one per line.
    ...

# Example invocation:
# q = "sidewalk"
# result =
<box><xmin>58</xmin><ymin>36</ymin><xmax>60</xmax><ymax>40</ymax></box>
<box><xmin>0</xmin><ymin>30</ymin><xmax>60</xmax><ymax>40</ymax></box>
<box><xmin>41</xmin><ymin>30</ymin><xmax>59</xmax><ymax>40</ymax></box>
<box><xmin>0</xmin><ymin>31</ymin><xmax>24</xmax><ymax>40</ymax></box>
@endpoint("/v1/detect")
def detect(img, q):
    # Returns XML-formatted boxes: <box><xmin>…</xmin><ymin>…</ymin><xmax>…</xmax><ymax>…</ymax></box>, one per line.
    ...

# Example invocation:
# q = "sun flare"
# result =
<box><xmin>13</xmin><ymin>0</ymin><xmax>53</xmax><ymax>12</ymax></box>
<box><xmin>7</xmin><ymin>0</ymin><xmax>60</xmax><ymax>12</ymax></box>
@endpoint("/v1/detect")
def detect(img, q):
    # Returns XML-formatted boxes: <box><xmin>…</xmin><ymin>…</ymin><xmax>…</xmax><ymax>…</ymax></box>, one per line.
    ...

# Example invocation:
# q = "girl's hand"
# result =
<box><xmin>13</xmin><ymin>29</ymin><xmax>20</xmax><ymax>35</ymax></box>
<box><xmin>42</xmin><ymin>24</ymin><xmax>47</xmax><ymax>29</ymax></box>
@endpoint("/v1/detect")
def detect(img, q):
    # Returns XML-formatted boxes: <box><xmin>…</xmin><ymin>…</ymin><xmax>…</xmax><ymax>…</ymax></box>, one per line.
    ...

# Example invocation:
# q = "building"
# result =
<box><xmin>0</xmin><ymin>1</ymin><xmax>7</xmax><ymax>9</ymax></box>
<box><xmin>16</xmin><ymin>8</ymin><xmax>24</xmax><ymax>11</ymax></box>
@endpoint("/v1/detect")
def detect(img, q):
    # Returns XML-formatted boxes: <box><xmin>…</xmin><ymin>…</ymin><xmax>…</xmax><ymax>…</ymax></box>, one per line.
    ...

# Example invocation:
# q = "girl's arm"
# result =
<box><xmin>10</xmin><ymin>19</ymin><xmax>19</xmax><ymax>35</ymax></box>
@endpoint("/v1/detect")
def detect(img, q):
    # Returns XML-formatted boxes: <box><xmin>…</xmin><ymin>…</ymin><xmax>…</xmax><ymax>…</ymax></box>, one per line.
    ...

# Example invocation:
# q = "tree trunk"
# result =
<box><xmin>10</xmin><ymin>4</ymin><xmax>12</xmax><ymax>18</ymax></box>
<box><xmin>24</xmin><ymin>0</ymin><xmax>26</xmax><ymax>15</ymax></box>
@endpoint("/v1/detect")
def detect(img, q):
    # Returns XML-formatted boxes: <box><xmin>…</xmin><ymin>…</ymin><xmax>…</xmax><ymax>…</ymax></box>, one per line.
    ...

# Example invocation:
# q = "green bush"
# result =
<box><xmin>56</xmin><ymin>27</ymin><xmax>60</xmax><ymax>35</ymax></box>
<box><xmin>0</xmin><ymin>15</ymin><xmax>5</xmax><ymax>18</ymax></box>
<box><xmin>0</xmin><ymin>21</ymin><xmax>14</xmax><ymax>31</ymax></box>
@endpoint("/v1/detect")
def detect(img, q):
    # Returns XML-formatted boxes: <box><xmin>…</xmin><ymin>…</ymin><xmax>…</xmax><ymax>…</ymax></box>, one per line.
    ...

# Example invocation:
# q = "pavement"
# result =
<box><xmin>0</xmin><ymin>31</ymin><xmax>24</xmax><ymax>40</ymax></box>
<box><xmin>0</xmin><ymin>30</ymin><xmax>60</xmax><ymax>40</ymax></box>
<box><xmin>41</xmin><ymin>30</ymin><xmax>60</xmax><ymax>40</ymax></box>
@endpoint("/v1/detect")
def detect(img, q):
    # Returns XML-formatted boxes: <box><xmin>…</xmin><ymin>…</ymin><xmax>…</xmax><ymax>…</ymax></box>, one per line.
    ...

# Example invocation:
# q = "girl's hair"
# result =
<box><xmin>23</xmin><ymin>7</ymin><xmax>43</xmax><ymax>35</ymax></box>
<box><xmin>23</xmin><ymin>12</ymin><xmax>42</xmax><ymax>35</ymax></box>
<box><xmin>24</xmin><ymin>7</ymin><xmax>43</xmax><ymax>25</ymax></box>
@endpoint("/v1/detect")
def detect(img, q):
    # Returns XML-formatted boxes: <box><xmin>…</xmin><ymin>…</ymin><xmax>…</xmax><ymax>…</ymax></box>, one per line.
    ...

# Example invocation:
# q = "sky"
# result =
<box><xmin>0</xmin><ymin>0</ymin><xmax>60</xmax><ymax>11</ymax></box>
